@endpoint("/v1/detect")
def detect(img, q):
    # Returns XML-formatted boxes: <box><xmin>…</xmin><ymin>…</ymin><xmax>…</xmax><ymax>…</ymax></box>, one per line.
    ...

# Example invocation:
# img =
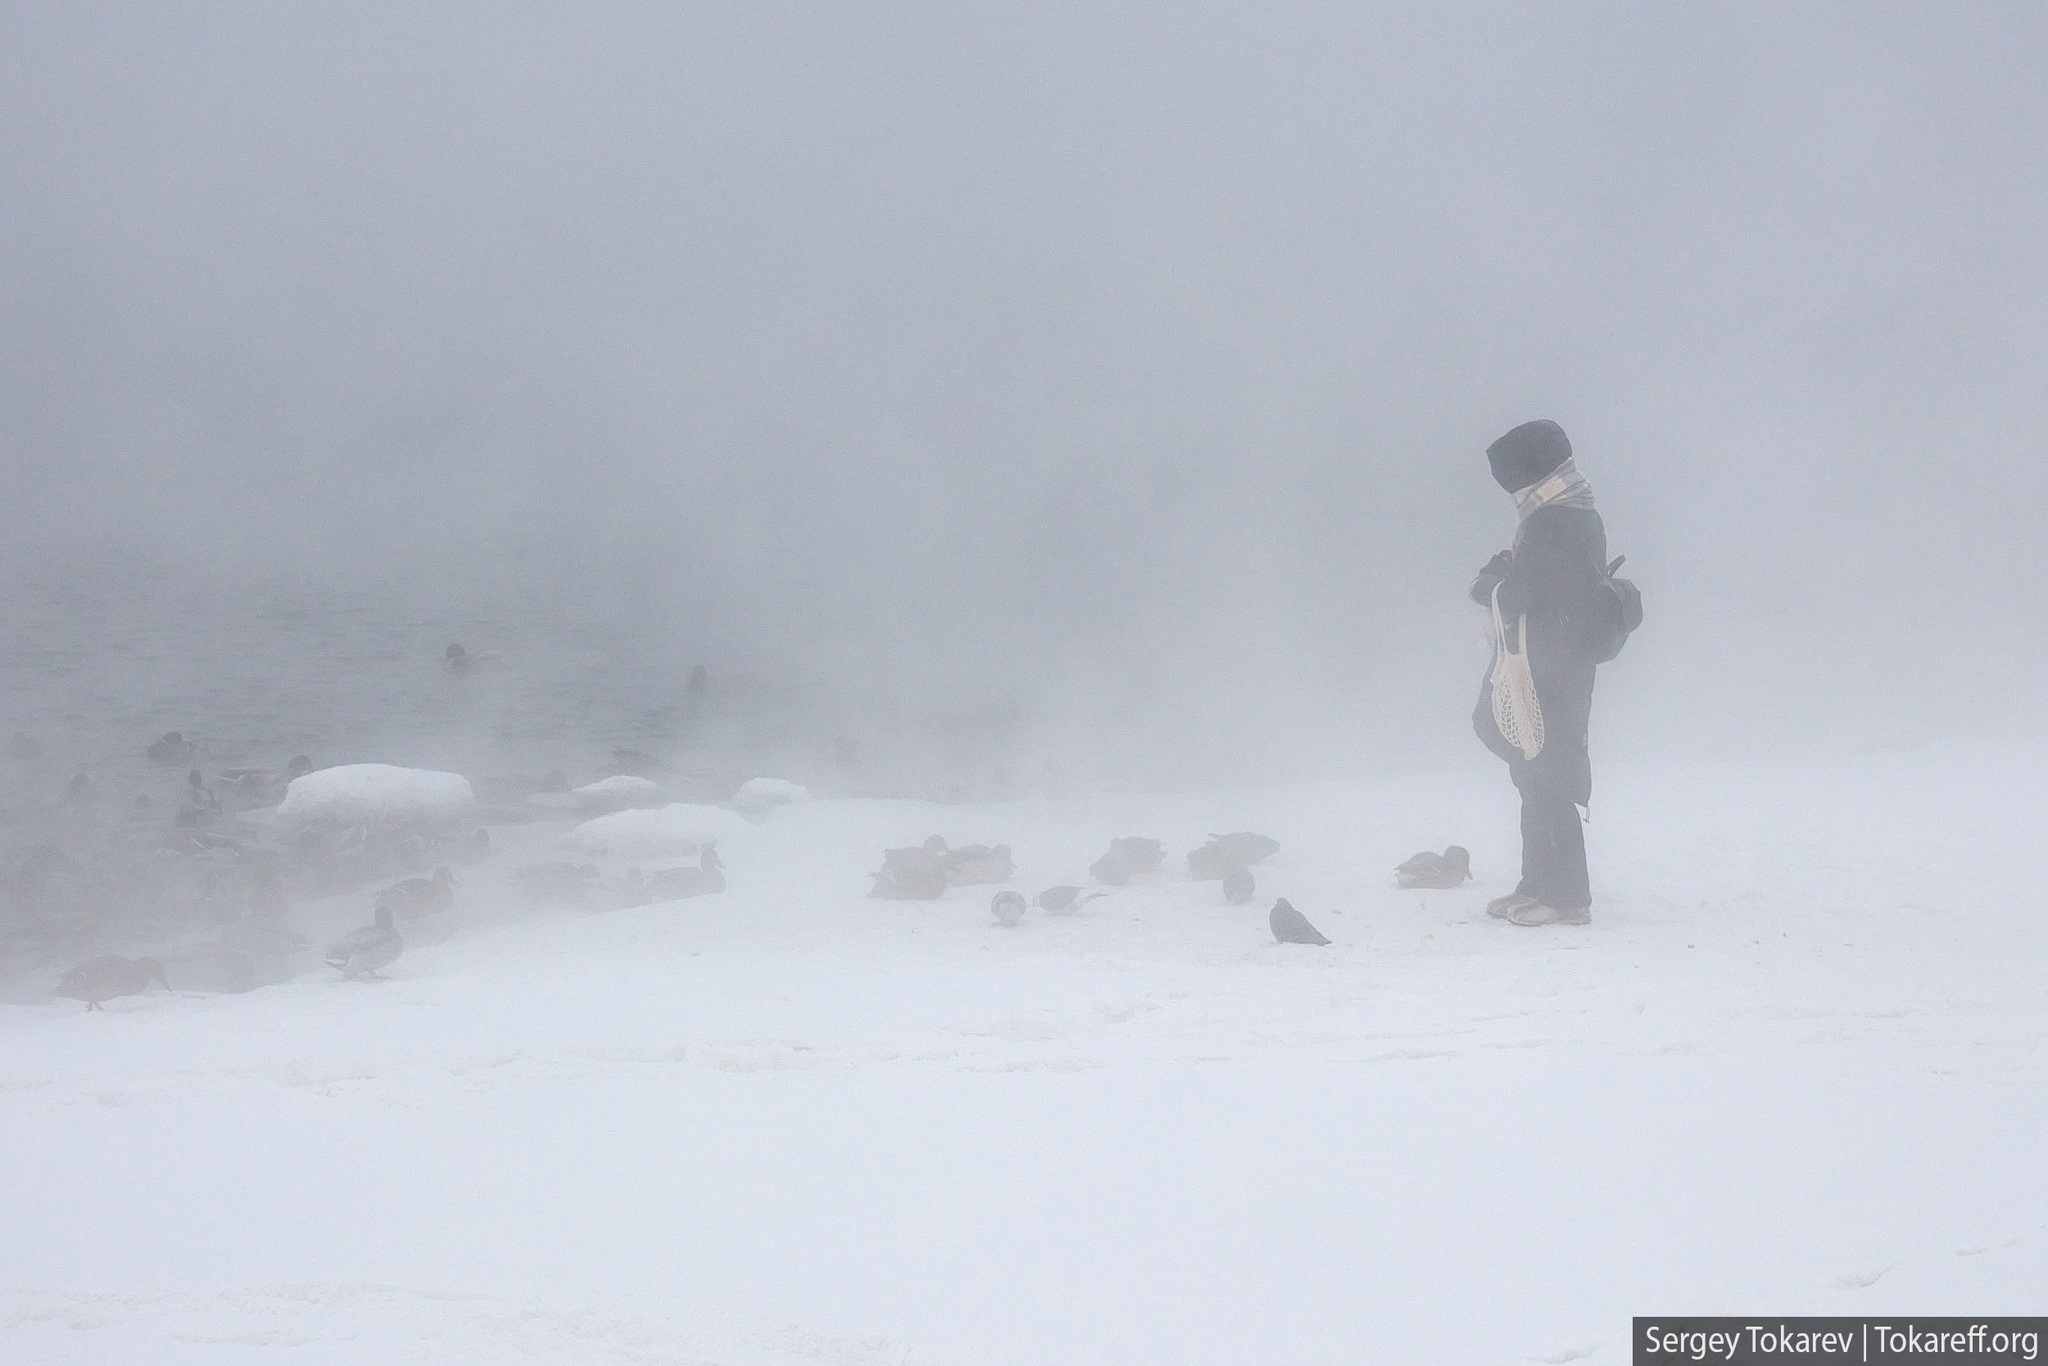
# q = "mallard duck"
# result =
<box><xmin>325</xmin><ymin>906</ymin><xmax>403</xmax><ymax>978</ymax></box>
<box><xmin>1395</xmin><ymin>845</ymin><xmax>1471</xmax><ymax>889</ymax></box>
<box><xmin>53</xmin><ymin>955</ymin><xmax>166</xmax><ymax>1010</ymax></box>
<box><xmin>1185</xmin><ymin>844</ymin><xmax>1231</xmax><ymax>880</ymax></box>
<box><xmin>1091</xmin><ymin>837</ymin><xmax>1164</xmax><ymax>886</ymax></box>
<box><xmin>1034</xmin><ymin>886</ymin><xmax>1106</xmax><ymax>914</ymax></box>
<box><xmin>444</xmin><ymin>643</ymin><xmax>503</xmax><ymax>671</ymax></box>
<box><xmin>441</xmin><ymin>827</ymin><xmax>491</xmax><ymax>865</ymax></box>
<box><xmin>1107</xmin><ymin>837</ymin><xmax>1165</xmax><ymax>873</ymax></box>
<box><xmin>147</xmin><ymin>731</ymin><xmax>197</xmax><ymax>764</ymax></box>
<box><xmin>869</xmin><ymin>844</ymin><xmax>947</xmax><ymax>900</ymax></box>
<box><xmin>991</xmin><ymin>890</ymin><xmax>1027</xmax><ymax>925</ymax></box>
<box><xmin>1189</xmin><ymin>833</ymin><xmax>1280</xmax><ymax>880</ymax></box>
<box><xmin>1269</xmin><ymin>898</ymin><xmax>1330</xmax><ymax>946</ymax></box>
<box><xmin>376</xmin><ymin>866</ymin><xmax>456</xmax><ymax>920</ymax></box>
<box><xmin>943</xmin><ymin>843</ymin><xmax>1013</xmax><ymax>886</ymax></box>
<box><xmin>1090</xmin><ymin>849</ymin><xmax>1133</xmax><ymax>886</ymax></box>
<box><xmin>159</xmin><ymin>942</ymin><xmax>257</xmax><ymax>994</ymax></box>
<box><xmin>1222</xmin><ymin>867</ymin><xmax>1255</xmax><ymax>904</ymax></box>
<box><xmin>1189</xmin><ymin>835</ymin><xmax>1275</xmax><ymax>880</ymax></box>
<box><xmin>643</xmin><ymin>847</ymin><xmax>725</xmax><ymax>901</ymax></box>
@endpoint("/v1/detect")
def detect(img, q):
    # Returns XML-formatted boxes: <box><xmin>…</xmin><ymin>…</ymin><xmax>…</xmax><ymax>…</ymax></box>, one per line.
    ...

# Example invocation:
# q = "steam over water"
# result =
<box><xmin>0</xmin><ymin>571</ymin><xmax>793</xmax><ymax>810</ymax></box>
<box><xmin>0</xmin><ymin>562</ymin><xmax>1056</xmax><ymax>827</ymax></box>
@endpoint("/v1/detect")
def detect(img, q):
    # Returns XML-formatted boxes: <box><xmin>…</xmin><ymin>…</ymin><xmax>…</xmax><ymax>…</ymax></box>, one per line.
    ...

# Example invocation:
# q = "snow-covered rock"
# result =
<box><xmin>732</xmin><ymin>777</ymin><xmax>811</xmax><ymax>815</ymax></box>
<box><xmin>530</xmin><ymin>775</ymin><xmax>667</xmax><ymax>816</ymax></box>
<box><xmin>276</xmin><ymin>763</ymin><xmax>475</xmax><ymax>826</ymax></box>
<box><xmin>575</xmin><ymin>775</ymin><xmax>663</xmax><ymax>802</ymax></box>
<box><xmin>563</xmin><ymin>802</ymin><xmax>751</xmax><ymax>858</ymax></box>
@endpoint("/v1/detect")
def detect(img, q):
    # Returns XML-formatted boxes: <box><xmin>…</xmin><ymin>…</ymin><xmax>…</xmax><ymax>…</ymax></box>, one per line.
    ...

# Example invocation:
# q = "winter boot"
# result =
<box><xmin>1505</xmin><ymin>901</ymin><xmax>1591</xmax><ymax>927</ymax></box>
<box><xmin>1486</xmin><ymin>892</ymin><xmax>1537</xmax><ymax>921</ymax></box>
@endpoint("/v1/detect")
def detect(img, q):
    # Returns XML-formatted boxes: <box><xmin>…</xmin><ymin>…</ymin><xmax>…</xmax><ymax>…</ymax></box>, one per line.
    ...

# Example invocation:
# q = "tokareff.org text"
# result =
<box><xmin>1641</xmin><ymin>1322</ymin><xmax>2042</xmax><ymax>1361</ymax></box>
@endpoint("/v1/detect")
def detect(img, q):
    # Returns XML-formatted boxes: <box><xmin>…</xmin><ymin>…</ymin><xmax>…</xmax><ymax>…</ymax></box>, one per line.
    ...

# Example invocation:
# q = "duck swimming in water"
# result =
<box><xmin>1395</xmin><ymin>845</ymin><xmax>1471</xmax><ymax>889</ymax></box>
<box><xmin>444</xmin><ymin>643</ymin><xmax>504</xmax><ymax>672</ymax></box>
<box><xmin>219</xmin><ymin>756</ymin><xmax>315</xmax><ymax>794</ymax></box>
<box><xmin>325</xmin><ymin>906</ymin><xmax>403</xmax><ymax>979</ymax></box>
<box><xmin>53</xmin><ymin>955</ymin><xmax>166</xmax><ymax>1010</ymax></box>
<box><xmin>147</xmin><ymin>731</ymin><xmax>197</xmax><ymax>764</ymax></box>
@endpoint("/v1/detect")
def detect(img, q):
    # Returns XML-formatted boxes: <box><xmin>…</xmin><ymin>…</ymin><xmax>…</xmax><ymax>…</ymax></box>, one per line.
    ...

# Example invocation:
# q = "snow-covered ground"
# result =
<box><xmin>4</xmin><ymin>742</ymin><xmax>2043</xmax><ymax>1363</ymax></box>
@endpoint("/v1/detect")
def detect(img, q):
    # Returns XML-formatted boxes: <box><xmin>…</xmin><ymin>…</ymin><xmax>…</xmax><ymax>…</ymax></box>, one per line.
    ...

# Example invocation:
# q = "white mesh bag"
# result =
<box><xmin>1489</xmin><ymin>582</ymin><xmax>1545</xmax><ymax>761</ymax></box>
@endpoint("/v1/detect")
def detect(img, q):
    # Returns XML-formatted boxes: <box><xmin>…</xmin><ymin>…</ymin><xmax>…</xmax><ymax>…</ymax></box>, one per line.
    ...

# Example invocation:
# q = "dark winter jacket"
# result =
<box><xmin>1469</xmin><ymin>504</ymin><xmax>1610</xmax><ymax>674</ymax></box>
<box><xmin>1470</xmin><ymin>504</ymin><xmax>1607</xmax><ymax>798</ymax></box>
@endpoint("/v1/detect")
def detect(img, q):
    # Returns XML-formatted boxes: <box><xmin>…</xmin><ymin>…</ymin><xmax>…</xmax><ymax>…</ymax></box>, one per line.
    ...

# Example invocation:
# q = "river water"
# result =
<box><xmin>0</xmin><ymin>566</ymin><xmax>759</xmax><ymax>818</ymax></box>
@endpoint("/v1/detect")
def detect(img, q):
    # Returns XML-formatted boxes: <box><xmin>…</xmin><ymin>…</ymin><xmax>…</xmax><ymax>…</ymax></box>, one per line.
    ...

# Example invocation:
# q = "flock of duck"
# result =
<box><xmin>9</xmin><ymin>714</ymin><xmax>752</xmax><ymax>1010</ymax></box>
<box><xmin>867</xmin><ymin>830</ymin><xmax>1476</xmax><ymax>948</ymax></box>
<box><xmin>11</xmin><ymin>688</ymin><xmax>1483</xmax><ymax>1012</ymax></box>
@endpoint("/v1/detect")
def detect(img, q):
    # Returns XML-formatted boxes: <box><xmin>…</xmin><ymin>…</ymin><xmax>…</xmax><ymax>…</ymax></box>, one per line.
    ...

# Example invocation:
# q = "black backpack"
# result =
<box><xmin>1590</xmin><ymin>555</ymin><xmax>1643</xmax><ymax>663</ymax></box>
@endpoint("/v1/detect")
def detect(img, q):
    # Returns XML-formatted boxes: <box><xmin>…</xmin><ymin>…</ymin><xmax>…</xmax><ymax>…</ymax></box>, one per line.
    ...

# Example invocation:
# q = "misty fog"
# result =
<box><xmin>8</xmin><ymin>3</ymin><xmax>2042</xmax><ymax>788</ymax></box>
<box><xmin>8</xmin><ymin>8</ymin><xmax>2048</xmax><ymax>1362</ymax></box>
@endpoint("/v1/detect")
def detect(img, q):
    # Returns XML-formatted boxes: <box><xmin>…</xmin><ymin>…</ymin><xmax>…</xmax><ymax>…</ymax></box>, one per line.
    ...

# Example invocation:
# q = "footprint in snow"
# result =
<box><xmin>1832</xmin><ymin>1263</ymin><xmax>1891</xmax><ymax>1289</ymax></box>
<box><xmin>1530</xmin><ymin>1343</ymin><xmax>1603</xmax><ymax>1363</ymax></box>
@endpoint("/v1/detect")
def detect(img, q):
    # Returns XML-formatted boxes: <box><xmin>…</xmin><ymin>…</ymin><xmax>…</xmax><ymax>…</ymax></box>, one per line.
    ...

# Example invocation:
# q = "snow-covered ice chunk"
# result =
<box><xmin>564</xmin><ymin>802</ymin><xmax>751</xmax><ymax>858</ymax></box>
<box><xmin>531</xmin><ymin>774</ymin><xmax>667</xmax><ymax>815</ymax></box>
<box><xmin>576</xmin><ymin>775</ymin><xmax>663</xmax><ymax>801</ymax></box>
<box><xmin>732</xmin><ymin>777</ymin><xmax>810</xmax><ymax>815</ymax></box>
<box><xmin>276</xmin><ymin>763</ymin><xmax>475</xmax><ymax>826</ymax></box>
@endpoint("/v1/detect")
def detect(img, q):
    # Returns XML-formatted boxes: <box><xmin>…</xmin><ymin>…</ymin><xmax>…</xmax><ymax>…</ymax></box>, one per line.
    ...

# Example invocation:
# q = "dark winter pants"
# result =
<box><xmin>1480</xmin><ymin>660</ymin><xmax>1596</xmax><ymax>911</ymax></box>
<box><xmin>1509</xmin><ymin>747</ymin><xmax>1590</xmax><ymax>910</ymax></box>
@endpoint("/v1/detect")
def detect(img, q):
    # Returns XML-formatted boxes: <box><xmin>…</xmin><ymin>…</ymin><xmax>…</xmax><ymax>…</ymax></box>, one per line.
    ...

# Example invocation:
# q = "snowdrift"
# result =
<box><xmin>275</xmin><ymin>763</ymin><xmax>476</xmax><ymax>826</ymax></box>
<box><xmin>563</xmin><ymin>802</ymin><xmax>752</xmax><ymax>858</ymax></box>
<box><xmin>733</xmin><ymin>777</ymin><xmax>810</xmax><ymax>815</ymax></box>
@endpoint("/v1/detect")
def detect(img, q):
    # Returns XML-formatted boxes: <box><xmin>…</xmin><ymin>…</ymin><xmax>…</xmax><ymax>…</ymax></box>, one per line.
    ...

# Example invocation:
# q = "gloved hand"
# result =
<box><xmin>1469</xmin><ymin>550</ymin><xmax>1511</xmax><ymax>605</ymax></box>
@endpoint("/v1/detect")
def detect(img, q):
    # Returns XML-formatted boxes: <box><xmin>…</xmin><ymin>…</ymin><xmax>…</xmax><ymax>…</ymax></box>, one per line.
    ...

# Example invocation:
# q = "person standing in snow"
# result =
<box><xmin>1469</xmin><ymin>419</ymin><xmax>1610</xmax><ymax>927</ymax></box>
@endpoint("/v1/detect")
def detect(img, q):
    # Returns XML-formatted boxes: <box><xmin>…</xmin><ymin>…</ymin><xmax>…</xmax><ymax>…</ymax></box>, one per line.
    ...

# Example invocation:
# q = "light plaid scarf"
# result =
<box><xmin>1512</xmin><ymin>457</ymin><xmax>1596</xmax><ymax>521</ymax></box>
